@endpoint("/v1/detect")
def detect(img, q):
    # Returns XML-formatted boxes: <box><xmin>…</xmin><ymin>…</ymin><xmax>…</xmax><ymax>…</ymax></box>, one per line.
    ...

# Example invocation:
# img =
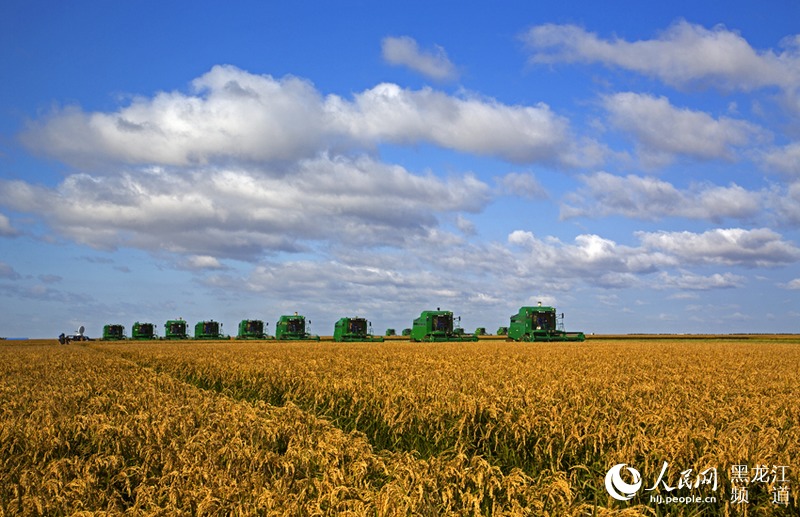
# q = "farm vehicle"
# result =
<box><xmin>102</xmin><ymin>324</ymin><xmax>126</xmax><ymax>340</ymax></box>
<box><xmin>410</xmin><ymin>309</ymin><xmax>478</xmax><ymax>342</ymax></box>
<box><xmin>237</xmin><ymin>319</ymin><xmax>272</xmax><ymax>339</ymax></box>
<box><xmin>194</xmin><ymin>320</ymin><xmax>227</xmax><ymax>340</ymax></box>
<box><xmin>164</xmin><ymin>319</ymin><xmax>188</xmax><ymax>340</ymax></box>
<box><xmin>333</xmin><ymin>317</ymin><xmax>383</xmax><ymax>342</ymax></box>
<box><xmin>275</xmin><ymin>314</ymin><xmax>319</xmax><ymax>341</ymax></box>
<box><xmin>131</xmin><ymin>322</ymin><xmax>157</xmax><ymax>340</ymax></box>
<box><xmin>507</xmin><ymin>303</ymin><xmax>585</xmax><ymax>342</ymax></box>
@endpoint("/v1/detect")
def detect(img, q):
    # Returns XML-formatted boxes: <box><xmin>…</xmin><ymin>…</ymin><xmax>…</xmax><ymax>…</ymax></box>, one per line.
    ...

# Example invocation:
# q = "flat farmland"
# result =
<box><xmin>1</xmin><ymin>337</ymin><xmax>798</xmax><ymax>515</ymax></box>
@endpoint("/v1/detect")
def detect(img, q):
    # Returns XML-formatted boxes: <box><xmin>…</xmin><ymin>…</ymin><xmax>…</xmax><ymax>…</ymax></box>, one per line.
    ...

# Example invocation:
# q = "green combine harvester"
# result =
<box><xmin>194</xmin><ymin>320</ymin><xmax>226</xmax><ymax>340</ymax></box>
<box><xmin>507</xmin><ymin>303</ymin><xmax>585</xmax><ymax>342</ymax></box>
<box><xmin>333</xmin><ymin>317</ymin><xmax>383</xmax><ymax>342</ymax></box>
<box><xmin>102</xmin><ymin>324</ymin><xmax>126</xmax><ymax>341</ymax></box>
<box><xmin>275</xmin><ymin>313</ymin><xmax>319</xmax><ymax>340</ymax></box>
<box><xmin>131</xmin><ymin>321</ymin><xmax>157</xmax><ymax>340</ymax></box>
<box><xmin>164</xmin><ymin>319</ymin><xmax>188</xmax><ymax>340</ymax></box>
<box><xmin>410</xmin><ymin>309</ymin><xmax>478</xmax><ymax>342</ymax></box>
<box><xmin>237</xmin><ymin>319</ymin><xmax>271</xmax><ymax>339</ymax></box>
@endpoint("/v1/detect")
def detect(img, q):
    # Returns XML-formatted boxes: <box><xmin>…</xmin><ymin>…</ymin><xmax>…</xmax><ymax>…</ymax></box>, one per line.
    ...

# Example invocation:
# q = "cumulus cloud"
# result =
<box><xmin>496</xmin><ymin>171</ymin><xmax>548</xmax><ymax>199</ymax></box>
<box><xmin>0</xmin><ymin>262</ymin><xmax>19</xmax><ymax>279</ymax></box>
<box><xmin>656</xmin><ymin>271</ymin><xmax>744</xmax><ymax>290</ymax></box>
<box><xmin>522</xmin><ymin>20</ymin><xmax>800</xmax><ymax>93</ymax></box>
<box><xmin>637</xmin><ymin>228</ymin><xmax>800</xmax><ymax>267</ymax></box>
<box><xmin>182</xmin><ymin>255</ymin><xmax>226</xmax><ymax>270</ymax></box>
<box><xmin>762</xmin><ymin>142</ymin><xmax>800</xmax><ymax>175</ymax></box>
<box><xmin>503</xmin><ymin>227</ymin><xmax>799</xmax><ymax>290</ymax></box>
<box><xmin>784</xmin><ymin>278</ymin><xmax>800</xmax><ymax>289</ymax></box>
<box><xmin>0</xmin><ymin>213</ymin><xmax>17</xmax><ymax>236</ymax></box>
<box><xmin>562</xmin><ymin>172</ymin><xmax>763</xmax><ymax>222</ymax></box>
<box><xmin>381</xmin><ymin>36</ymin><xmax>459</xmax><ymax>81</ymax></box>
<box><xmin>602</xmin><ymin>92</ymin><xmax>761</xmax><ymax>166</ymax></box>
<box><xmin>0</xmin><ymin>155</ymin><xmax>490</xmax><ymax>261</ymax></box>
<box><xmin>21</xmin><ymin>65</ymin><xmax>581</xmax><ymax>167</ymax></box>
<box><xmin>331</xmin><ymin>83</ymin><xmax>574</xmax><ymax>164</ymax></box>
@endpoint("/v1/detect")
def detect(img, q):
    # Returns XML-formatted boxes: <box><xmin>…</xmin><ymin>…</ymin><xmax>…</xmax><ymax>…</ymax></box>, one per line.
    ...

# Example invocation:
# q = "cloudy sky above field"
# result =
<box><xmin>1</xmin><ymin>0</ymin><xmax>799</xmax><ymax>336</ymax></box>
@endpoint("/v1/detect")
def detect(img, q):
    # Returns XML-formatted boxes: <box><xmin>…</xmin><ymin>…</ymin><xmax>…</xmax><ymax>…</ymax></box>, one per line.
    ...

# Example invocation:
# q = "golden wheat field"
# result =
<box><xmin>1</xmin><ymin>337</ymin><xmax>798</xmax><ymax>516</ymax></box>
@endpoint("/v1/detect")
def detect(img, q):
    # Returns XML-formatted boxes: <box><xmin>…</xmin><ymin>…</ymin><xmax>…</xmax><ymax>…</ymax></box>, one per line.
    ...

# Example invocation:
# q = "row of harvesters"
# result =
<box><xmin>99</xmin><ymin>314</ymin><xmax>381</xmax><ymax>342</ymax></box>
<box><xmin>94</xmin><ymin>303</ymin><xmax>584</xmax><ymax>343</ymax></box>
<box><xmin>385</xmin><ymin>304</ymin><xmax>584</xmax><ymax>342</ymax></box>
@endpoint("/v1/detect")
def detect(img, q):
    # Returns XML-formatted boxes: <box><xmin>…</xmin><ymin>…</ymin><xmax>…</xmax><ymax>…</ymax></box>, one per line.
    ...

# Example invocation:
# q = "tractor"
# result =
<box><xmin>102</xmin><ymin>324</ymin><xmax>126</xmax><ymax>341</ymax></box>
<box><xmin>237</xmin><ymin>319</ymin><xmax>272</xmax><ymax>339</ymax></box>
<box><xmin>507</xmin><ymin>303</ymin><xmax>585</xmax><ymax>342</ymax></box>
<box><xmin>333</xmin><ymin>317</ymin><xmax>383</xmax><ymax>342</ymax></box>
<box><xmin>194</xmin><ymin>320</ymin><xmax>226</xmax><ymax>340</ymax></box>
<box><xmin>275</xmin><ymin>313</ymin><xmax>319</xmax><ymax>340</ymax></box>
<box><xmin>410</xmin><ymin>309</ymin><xmax>478</xmax><ymax>342</ymax></box>
<box><xmin>164</xmin><ymin>319</ymin><xmax>188</xmax><ymax>340</ymax></box>
<box><xmin>131</xmin><ymin>322</ymin><xmax>157</xmax><ymax>340</ymax></box>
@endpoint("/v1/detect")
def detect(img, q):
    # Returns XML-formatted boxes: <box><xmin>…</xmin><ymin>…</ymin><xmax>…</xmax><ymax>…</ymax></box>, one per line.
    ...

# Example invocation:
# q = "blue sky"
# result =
<box><xmin>2</xmin><ymin>1</ymin><xmax>799</xmax><ymax>337</ymax></box>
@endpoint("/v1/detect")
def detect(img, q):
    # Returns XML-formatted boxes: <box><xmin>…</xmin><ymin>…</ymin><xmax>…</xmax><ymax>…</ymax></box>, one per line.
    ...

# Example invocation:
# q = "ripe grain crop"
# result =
<box><xmin>1</xmin><ymin>338</ymin><xmax>798</xmax><ymax>515</ymax></box>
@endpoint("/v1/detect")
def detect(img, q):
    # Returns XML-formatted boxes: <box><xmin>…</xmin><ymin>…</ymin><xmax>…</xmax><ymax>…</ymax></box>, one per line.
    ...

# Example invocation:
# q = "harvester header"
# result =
<box><xmin>333</xmin><ymin>317</ymin><xmax>383</xmax><ymax>342</ymax></box>
<box><xmin>275</xmin><ymin>314</ymin><xmax>319</xmax><ymax>341</ymax></box>
<box><xmin>237</xmin><ymin>319</ymin><xmax>271</xmax><ymax>339</ymax></box>
<box><xmin>102</xmin><ymin>324</ymin><xmax>126</xmax><ymax>341</ymax></box>
<box><xmin>195</xmin><ymin>320</ymin><xmax>226</xmax><ymax>340</ymax></box>
<box><xmin>131</xmin><ymin>322</ymin><xmax>157</xmax><ymax>340</ymax></box>
<box><xmin>507</xmin><ymin>303</ymin><xmax>585</xmax><ymax>342</ymax></box>
<box><xmin>410</xmin><ymin>309</ymin><xmax>478</xmax><ymax>342</ymax></box>
<box><xmin>164</xmin><ymin>319</ymin><xmax>188</xmax><ymax>340</ymax></box>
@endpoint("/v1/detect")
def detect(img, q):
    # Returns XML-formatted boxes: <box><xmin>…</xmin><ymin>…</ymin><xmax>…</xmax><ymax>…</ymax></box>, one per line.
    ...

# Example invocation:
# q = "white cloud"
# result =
<box><xmin>637</xmin><ymin>228</ymin><xmax>800</xmax><ymax>267</ymax></box>
<box><xmin>21</xmin><ymin>65</ymin><xmax>582</xmax><ymax>167</ymax></box>
<box><xmin>381</xmin><ymin>36</ymin><xmax>459</xmax><ymax>81</ymax></box>
<box><xmin>0</xmin><ymin>262</ymin><xmax>19</xmax><ymax>279</ymax></box>
<box><xmin>562</xmin><ymin>172</ymin><xmax>763</xmax><ymax>222</ymax></box>
<box><xmin>496</xmin><ymin>171</ymin><xmax>548</xmax><ymax>199</ymax></box>
<box><xmin>183</xmin><ymin>255</ymin><xmax>225</xmax><ymax>270</ymax></box>
<box><xmin>784</xmin><ymin>278</ymin><xmax>800</xmax><ymax>289</ymax></box>
<box><xmin>656</xmin><ymin>271</ymin><xmax>744</xmax><ymax>290</ymax></box>
<box><xmin>0</xmin><ymin>155</ymin><xmax>490</xmax><ymax>260</ymax></box>
<box><xmin>0</xmin><ymin>213</ymin><xmax>16</xmax><ymax>236</ymax></box>
<box><xmin>332</xmin><ymin>83</ymin><xmax>574</xmax><ymax>164</ymax></box>
<box><xmin>523</xmin><ymin>20</ymin><xmax>800</xmax><ymax>93</ymax></box>
<box><xmin>602</xmin><ymin>92</ymin><xmax>761</xmax><ymax>166</ymax></box>
<box><xmin>762</xmin><ymin>142</ymin><xmax>800</xmax><ymax>175</ymax></box>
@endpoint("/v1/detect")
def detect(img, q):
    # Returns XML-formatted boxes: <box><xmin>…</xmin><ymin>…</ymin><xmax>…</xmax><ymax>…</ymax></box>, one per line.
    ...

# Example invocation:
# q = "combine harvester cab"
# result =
<box><xmin>410</xmin><ymin>309</ymin><xmax>478</xmax><ymax>342</ymax></box>
<box><xmin>131</xmin><ymin>321</ymin><xmax>157</xmax><ymax>340</ymax></box>
<box><xmin>164</xmin><ymin>319</ymin><xmax>188</xmax><ymax>340</ymax></box>
<box><xmin>194</xmin><ymin>320</ymin><xmax>226</xmax><ymax>340</ymax></box>
<box><xmin>333</xmin><ymin>317</ymin><xmax>384</xmax><ymax>342</ymax></box>
<box><xmin>507</xmin><ymin>303</ymin><xmax>585</xmax><ymax>342</ymax></box>
<box><xmin>275</xmin><ymin>314</ymin><xmax>319</xmax><ymax>341</ymax></box>
<box><xmin>102</xmin><ymin>324</ymin><xmax>126</xmax><ymax>341</ymax></box>
<box><xmin>237</xmin><ymin>319</ymin><xmax>272</xmax><ymax>339</ymax></box>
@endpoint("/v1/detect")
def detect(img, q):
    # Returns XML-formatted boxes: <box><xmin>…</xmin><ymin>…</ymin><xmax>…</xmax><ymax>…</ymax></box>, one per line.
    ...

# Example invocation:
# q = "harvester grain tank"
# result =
<box><xmin>164</xmin><ymin>319</ymin><xmax>188</xmax><ymax>340</ymax></box>
<box><xmin>102</xmin><ymin>324</ymin><xmax>126</xmax><ymax>340</ymax></box>
<box><xmin>275</xmin><ymin>313</ymin><xmax>319</xmax><ymax>340</ymax></box>
<box><xmin>333</xmin><ymin>317</ymin><xmax>384</xmax><ymax>342</ymax></box>
<box><xmin>194</xmin><ymin>320</ymin><xmax>226</xmax><ymax>340</ymax></box>
<box><xmin>131</xmin><ymin>322</ymin><xmax>157</xmax><ymax>340</ymax></box>
<box><xmin>507</xmin><ymin>302</ymin><xmax>585</xmax><ymax>342</ymax></box>
<box><xmin>410</xmin><ymin>309</ymin><xmax>478</xmax><ymax>342</ymax></box>
<box><xmin>237</xmin><ymin>319</ymin><xmax>271</xmax><ymax>339</ymax></box>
